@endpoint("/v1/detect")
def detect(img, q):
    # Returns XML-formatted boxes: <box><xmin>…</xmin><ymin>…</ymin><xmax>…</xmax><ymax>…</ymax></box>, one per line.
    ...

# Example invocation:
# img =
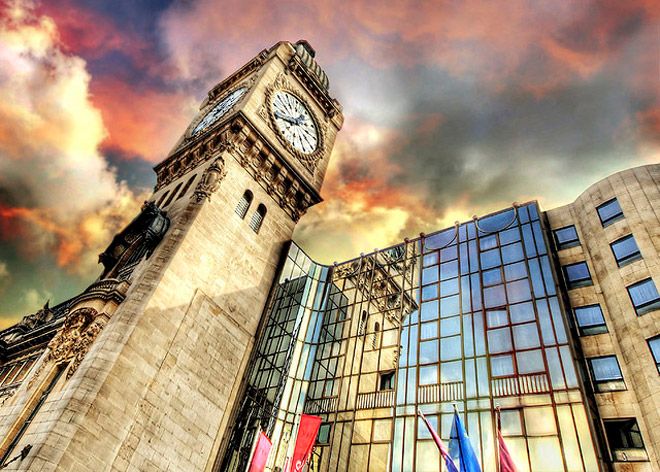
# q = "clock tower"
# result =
<box><xmin>0</xmin><ymin>41</ymin><xmax>342</xmax><ymax>471</ymax></box>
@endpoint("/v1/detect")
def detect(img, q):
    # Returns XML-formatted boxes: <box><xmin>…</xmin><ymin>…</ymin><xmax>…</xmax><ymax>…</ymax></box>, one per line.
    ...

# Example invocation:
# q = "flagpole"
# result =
<box><xmin>452</xmin><ymin>403</ymin><xmax>464</xmax><ymax>472</ymax></box>
<box><xmin>495</xmin><ymin>406</ymin><xmax>501</xmax><ymax>472</ymax></box>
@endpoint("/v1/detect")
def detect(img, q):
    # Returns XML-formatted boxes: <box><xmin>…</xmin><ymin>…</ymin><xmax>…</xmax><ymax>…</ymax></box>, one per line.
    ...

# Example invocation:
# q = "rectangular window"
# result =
<box><xmin>597</xmin><ymin>198</ymin><xmax>624</xmax><ymax>227</ymax></box>
<box><xmin>588</xmin><ymin>356</ymin><xmax>625</xmax><ymax>392</ymax></box>
<box><xmin>574</xmin><ymin>304</ymin><xmax>608</xmax><ymax>335</ymax></box>
<box><xmin>627</xmin><ymin>278</ymin><xmax>660</xmax><ymax>315</ymax></box>
<box><xmin>379</xmin><ymin>371</ymin><xmax>395</xmax><ymax>391</ymax></box>
<box><xmin>563</xmin><ymin>262</ymin><xmax>593</xmax><ymax>289</ymax></box>
<box><xmin>610</xmin><ymin>235</ymin><xmax>641</xmax><ymax>267</ymax></box>
<box><xmin>604</xmin><ymin>419</ymin><xmax>648</xmax><ymax>462</ymax></box>
<box><xmin>647</xmin><ymin>335</ymin><xmax>660</xmax><ymax>374</ymax></box>
<box><xmin>553</xmin><ymin>225</ymin><xmax>580</xmax><ymax>249</ymax></box>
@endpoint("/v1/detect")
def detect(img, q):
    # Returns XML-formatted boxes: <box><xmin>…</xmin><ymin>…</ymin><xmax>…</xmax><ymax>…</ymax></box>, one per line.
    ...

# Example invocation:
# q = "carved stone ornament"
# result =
<box><xmin>28</xmin><ymin>307</ymin><xmax>107</xmax><ymax>387</ymax></box>
<box><xmin>192</xmin><ymin>156</ymin><xmax>228</xmax><ymax>203</ymax></box>
<box><xmin>15</xmin><ymin>300</ymin><xmax>54</xmax><ymax>331</ymax></box>
<box><xmin>263</xmin><ymin>73</ymin><xmax>326</xmax><ymax>174</ymax></box>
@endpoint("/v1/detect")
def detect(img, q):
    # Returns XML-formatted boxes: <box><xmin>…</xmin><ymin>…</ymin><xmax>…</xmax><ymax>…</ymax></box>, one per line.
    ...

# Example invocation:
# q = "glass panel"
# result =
<box><xmin>627</xmin><ymin>278</ymin><xmax>660</xmax><ymax>315</ymax></box>
<box><xmin>528</xmin><ymin>437</ymin><xmax>564</xmax><ymax>472</ymax></box>
<box><xmin>504</xmin><ymin>261</ymin><xmax>527</xmax><ymax>281</ymax></box>
<box><xmin>500</xmin><ymin>410</ymin><xmax>523</xmax><ymax>435</ymax></box>
<box><xmin>483</xmin><ymin>268</ymin><xmax>502</xmax><ymax>287</ymax></box>
<box><xmin>419</xmin><ymin>340</ymin><xmax>439</xmax><ymax>364</ymax></box>
<box><xmin>441</xmin><ymin>360</ymin><xmax>463</xmax><ymax>382</ymax></box>
<box><xmin>502</xmin><ymin>242</ymin><xmax>525</xmax><ymax>264</ymax></box>
<box><xmin>478</xmin><ymin>208</ymin><xmax>516</xmax><ymax>233</ymax></box>
<box><xmin>440</xmin><ymin>260</ymin><xmax>459</xmax><ymax>280</ymax></box>
<box><xmin>488</xmin><ymin>327</ymin><xmax>512</xmax><ymax>354</ymax></box>
<box><xmin>484</xmin><ymin>285</ymin><xmax>506</xmax><ymax>309</ymax></box>
<box><xmin>487</xmin><ymin>310</ymin><xmax>508</xmax><ymax>328</ymax></box>
<box><xmin>597</xmin><ymin>198</ymin><xmax>623</xmax><ymax>226</ymax></box>
<box><xmin>419</xmin><ymin>365</ymin><xmax>438</xmax><ymax>385</ymax></box>
<box><xmin>513</xmin><ymin>323</ymin><xmax>540</xmax><ymax>349</ymax></box>
<box><xmin>648</xmin><ymin>336</ymin><xmax>660</xmax><ymax>370</ymax></box>
<box><xmin>440</xmin><ymin>336</ymin><xmax>462</xmax><ymax>361</ymax></box>
<box><xmin>425</xmin><ymin>227</ymin><xmax>457</xmax><ymax>250</ymax></box>
<box><xmin>589</xmin><ymin>356</ymin><xmax>622</xmax><ymax>381</ymax></box>
<box><xmin>507</xmin><ymin>279</ymin><xmax>532</xmax><ymax>303</ymax></box>
<box><xmin>510</xmin><ymin>302</ymin><xmax>535</xmax><ymax>324</ymax></box>
<box><xmin>440</xmin><ymin>316</ymin><xmax>460</xmax><ymax>337</ymax></box>
<box><xmin>420</xmin><ymin>321</ymin><xmax>438</xmax><ymax>340</ymax></box>
<box><xmin>421</xmin><ymin>284</ymin><xmax>438</xmax><ymax>301</ymax></box>
<box><xmin>564</xmin><ymin>262</ymin><xmax>591</xmax><ymax>284</ymax></box>
<box><xmin>516</xmin><ymin>349</ymin><xmax>544</xmax><ymax>374</ymax></box>
<box><xmin>524</xmin><ymin>406</ymin><xmax>557</xmax><ymax>435</ymax></box>
<box><xmin>440</xmin><ymin>295</ymin><xmax>460</xmax><ymax>318</ymax></box>
<box><xmin>611</xmin><ymin>234</ymin><xmax>641</xmax><ymax>265</ymax></box>
<box><xmin>480</xmin><ymin>248</ymin><xmax>502</xmax><ymax>269</ymax></box>
<box><xmin>553</xmin><ymin>225</ymin><xmax>580</xmax><ymax>249</ymax></box>
<box><xmin>491</xmin><ymin>354</ymin><xmax>514</xmax><ymax>377</ymax></box>
<box><xmin>574</xmin><ymin>304</ymin><xmax>607</xmax><ymax>335</ymax></box>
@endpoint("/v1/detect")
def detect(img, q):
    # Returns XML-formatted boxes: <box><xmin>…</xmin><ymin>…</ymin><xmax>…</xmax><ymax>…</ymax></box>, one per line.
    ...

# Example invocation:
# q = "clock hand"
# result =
<box><xmin>274</xmin><ymin>110</ymin><xmax>298</xmax><ymax>125</ymax></box>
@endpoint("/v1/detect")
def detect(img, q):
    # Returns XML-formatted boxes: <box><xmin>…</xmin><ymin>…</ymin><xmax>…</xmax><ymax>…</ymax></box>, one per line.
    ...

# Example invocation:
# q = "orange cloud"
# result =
<box><xmin>90</xmin><ymin>78</ymin><xmax>196</xmax><ymax>162</ymax></box>
<box><xmin>0</xmin><ymin>0</ymin><xmax>143</xmax><ymax>275</ymax></box>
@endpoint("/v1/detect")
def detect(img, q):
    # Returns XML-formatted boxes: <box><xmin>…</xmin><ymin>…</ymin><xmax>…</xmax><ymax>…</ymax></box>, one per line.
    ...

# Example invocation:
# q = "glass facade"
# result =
<box><xmin>220</xmin><ymin>202</ymin><xmax>600</xmax><ymax>472</ymax></box>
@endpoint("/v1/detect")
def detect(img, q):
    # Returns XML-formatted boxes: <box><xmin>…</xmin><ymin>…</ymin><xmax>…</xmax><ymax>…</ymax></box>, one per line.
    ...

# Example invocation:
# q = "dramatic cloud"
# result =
<box><xmin>0</xmin><ymin>0</ymin><xmax>143</xmax><ymax>322</ymax></box>
<box><xmin>0</xmin><ymin>0</ymin><xmax>658</xmax><ymax>320</ymax></box>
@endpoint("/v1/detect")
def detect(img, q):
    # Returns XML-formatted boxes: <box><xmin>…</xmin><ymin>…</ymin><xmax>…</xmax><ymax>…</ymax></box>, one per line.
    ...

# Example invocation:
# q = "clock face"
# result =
<box><xmin>271</xmin><ymin>91</ymin><xmax>318</xmax><ymax>154</ymax></box>
<box><xmin>192</xmin><ymin>87</ymin><xmax>247</xmax><ymax>135</ymax></box>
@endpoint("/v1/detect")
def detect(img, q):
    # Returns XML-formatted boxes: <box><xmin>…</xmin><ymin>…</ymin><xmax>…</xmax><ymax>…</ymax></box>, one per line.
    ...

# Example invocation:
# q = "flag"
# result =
<box><xmin>289</xmin><ymin>414</ymin><xmax>322</xmax><ymax>472</ymax></box>
<box><xmin>417</xmin><ymin>410</ymin><xmax>459</xmax><ymax>472</ymax></box>
<box><xmin>449</xmin><ymin>411</ymin><xmax>482</xmax><ymax>472</ymax></box>
<box><xmin>496</xmin><ymin>409</ymin><xmax>519</xmax><ymax>472</ymax></box>
<box><xmin>248</xmin><ymin>431</ymin><xmax>272</xmax><ymax>472</ymax></box>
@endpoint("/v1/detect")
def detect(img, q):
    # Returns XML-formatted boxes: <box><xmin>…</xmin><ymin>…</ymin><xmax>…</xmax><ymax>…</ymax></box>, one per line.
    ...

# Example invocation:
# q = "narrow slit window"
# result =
<box><xmin>176</xmin><ymin>174</ymin><xmax>197</xmax><ymax>200</ymax></box>
<box><xmin>156</xmin><ymin>190</ymin><xmax>170</xmax><ymax>207</ymax></box>
<box><xmin>249</xmin><ymin>204</ymin><xmax>267</xmax><ymax>233</ymax></box>
<box><xmin>235</xmin><ymin>190</ymin><xmax>253</xmax><ymax>219</ymax></box>
<box><xmin>647</xmin><ymin>335</ymin><xmax>660</xmax><ymax>374</ymax></box>
<box><xmin>162</xmin><ymin>183</ymin><xmax>182</xmax><ymax>208</ymax></box>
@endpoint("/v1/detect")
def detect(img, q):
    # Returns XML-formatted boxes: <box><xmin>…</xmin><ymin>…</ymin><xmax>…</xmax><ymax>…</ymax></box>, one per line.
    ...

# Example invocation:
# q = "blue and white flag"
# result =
<box><xmin>449</xmin><ymin>411</ymin><xmax>482</xmax><ymax>472</ymax></box>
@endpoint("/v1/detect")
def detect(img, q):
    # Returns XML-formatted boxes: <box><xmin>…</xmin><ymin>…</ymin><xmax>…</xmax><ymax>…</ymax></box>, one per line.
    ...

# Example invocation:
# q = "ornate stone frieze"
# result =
<box><xmin>28</xmin><ymin>307</ymin><xmax>107</xmax><ymax>387</ymax></box>
<box><xmin>156</xmin><ymin>119</ymin><xmax>320</xmax><ymax>222</ymax></box>
<box><xmin>192</xmin><ymin>156</ymin><xmax>228</xmax><ymax>203</ymax></box>
<box><xmin>332</xmin><ymin>248</ymin><xmax>418</xmax><ymax>328</ymax></box>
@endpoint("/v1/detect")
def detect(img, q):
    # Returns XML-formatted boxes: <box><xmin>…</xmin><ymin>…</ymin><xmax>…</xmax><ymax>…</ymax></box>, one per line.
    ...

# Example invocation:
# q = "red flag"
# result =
<box><xmin>496</xmin><ymin>409</ymin><xmax>519</xmax><ymax>472</ymax></box>
<box><xmin>417</xmin><ymin>410</ymin><xmax>459</xmax><ymax>472</ymax></box>
<box><xmin>289</xmin><ymin>414</ymin><xmax>321</xmax><ymax>472</ymax></box>
<box><xmin>248</xmin><ymin>431</ymin><xmax>272</xmax><ymax>472</ymax></box>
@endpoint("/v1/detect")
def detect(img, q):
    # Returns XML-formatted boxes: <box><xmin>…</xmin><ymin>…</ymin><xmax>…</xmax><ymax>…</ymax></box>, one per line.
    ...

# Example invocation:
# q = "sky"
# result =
<box><xmin>0</xmin><ymin>0</ymin><xmax>658</xmax><ymax>327</ymax></box>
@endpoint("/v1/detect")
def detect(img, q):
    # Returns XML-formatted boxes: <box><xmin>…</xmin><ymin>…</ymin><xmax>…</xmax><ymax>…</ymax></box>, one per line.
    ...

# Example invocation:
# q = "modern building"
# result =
<box><xmin>0</xmin><ymin>41</ymin><xmax>657</xmax><ymax>472</ymax></box>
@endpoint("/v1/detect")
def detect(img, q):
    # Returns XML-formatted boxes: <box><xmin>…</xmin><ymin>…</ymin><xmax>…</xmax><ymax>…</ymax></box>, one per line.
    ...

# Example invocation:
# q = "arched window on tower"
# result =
<box><xmin>235</xmin><ymin>190</ymin><xmax>253</xmax><ymax>219</ymax></box>
<box><xmin>249</xmin><ymin>204</ymin><xmax>267</xmax><ymax>233</ymax></box>
<box><xmin>373</xmin><ymin>322</ymin><xmax>381</xmax><ymax>349</ymax></box>
<box><xmin>359</xmin><ymin>310</ymin><xmax>367</xmax><ymax>337</ymax></box>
